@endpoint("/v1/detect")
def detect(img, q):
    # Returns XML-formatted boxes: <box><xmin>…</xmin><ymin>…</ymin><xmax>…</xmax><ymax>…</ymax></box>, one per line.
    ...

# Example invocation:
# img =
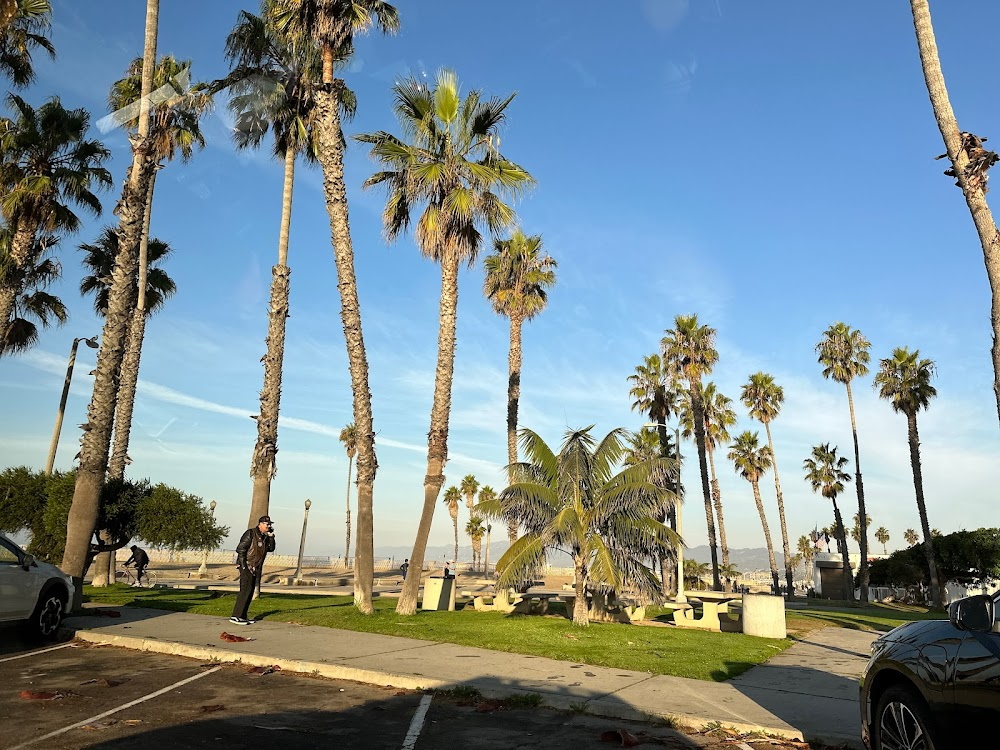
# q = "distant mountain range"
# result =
<box><xmin>686</xmin><ymin>546</ymin><xmax>785</xmax><ymax>573</ymax></box>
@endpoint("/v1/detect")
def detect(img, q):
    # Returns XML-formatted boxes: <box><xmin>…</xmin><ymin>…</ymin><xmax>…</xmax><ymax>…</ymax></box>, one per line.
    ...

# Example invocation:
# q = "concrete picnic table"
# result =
<box><xmin>673</xmin><ymin>590</ymin><xmax>742</xmax><ymax>632</ymax></box>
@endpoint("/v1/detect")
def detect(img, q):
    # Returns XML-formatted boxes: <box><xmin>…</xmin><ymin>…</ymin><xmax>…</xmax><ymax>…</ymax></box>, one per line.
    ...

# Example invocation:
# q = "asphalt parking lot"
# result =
<box><xmin>1</xmin><ymin>628</ymin><xmax>842</xmax><ymax>749</ymax></box>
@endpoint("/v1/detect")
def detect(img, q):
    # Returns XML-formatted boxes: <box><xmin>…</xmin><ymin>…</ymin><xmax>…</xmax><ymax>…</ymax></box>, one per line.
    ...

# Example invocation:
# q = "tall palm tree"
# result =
<box><xmin>851</xmin><ymin>513</ymin><xmax>873</xmax><ymax>545</ymax></box>
<box><xmin>217</xmin><ymin>6</ymin><xmax>326</xmax><ymax>529</ymax></box>
<box><xmin>909</xmin><ymin>0</ymin><xmax>1000</xmax><ymax>426</ymax></box>
<box><xmin>268</xmin><ymin>0</ymin><xmax>398</xmax><ymax>617</ymax></box>
<box><xmin>0</xmin><ymin>229</ymin><xmax>65</xmax><ymax>354</ymax></box>
<box><xmin>727</xmin><ymin>431</ymin><xmax>779</xmax><ymax>594</ymax></box>
<box><xmin>63</xmin><ymin>0</ymin><xmax>159</xmax><ymax>604</ymax></box>
<box><xmin>0</xmin><ymin>95</ymin><xmax>111</xmax><ymax>352</ymax></box>
<box><xmin>465</xmin><ymin>515</ymin><xmax>484</xmax><ymax>571</ymax></box>
<box><xmin>623</xmin><ymin>427</ymin><xmax>679</xmax><ymax>594</ymax></box>
<box><xmin>662</xmin><ymin>314</ymin><xmax>720</xmax><ymax>589</ymax></box>
<box><xmin>338</xmin><ymin>423</ymin><xmax>356</xmax><ymax>564</ymax></box>
<box><xmin>483</xmin><ymin>229</ymin><xmax>556</xmax><ymax>542</ymax></box>
<box><xmin>0</xmin><ymin>0</ymin><xmax>53</xmax><ymax>87</ymax></box>
<box><xmin>357</xmin><ymin>69</ymin><xmax>533</xmax><ymax>616</ymax></box>
<box><xmin>741</xmin><ymin>372</ymin><xmax>793</xmax><ymax>597</ymax></box>
<box><xmin>105</xmin><ymin>55</ymin><xmax>209</xmax><ymax>483</ymax></box>
<box><xmin>816</xmin><ymin>322</ymin><xmax>872</xmax><ymax>602</ymax></box>
<box><xmin>627</xmin><ymin>352</ymin><xmax>681</xmax><ymax>594</ymax></box>
<box><xmin>443</xmin><ymin>485</ymin><xmax>461</xmax><ymax>565</ymax></box>
<box><xmin>460</xmin><ymin>474</ymin><xmax>479</xmax><ymax>512</ymax></box>
<box><xmin>797</xmin><ymin>534</ymin><xmax>815</xmax><ymax>572</ymax></box>
<box><xmin>803</xmin><ymin>443</ymin><xmax>853</xmax><ymax>601</ymax></box>
<box><xmin>874</xmin><ymin>346</ymin><xmax>943</xmax><ymax>608</ymax></box>
<box><xmin>680</xmin><ymin>382</ymin><xmax>736</xmax><ymax>582</ymax></box>
<box><xmin>874</xmin><ymin>527</ymin><xmax>890</xmax><ymax>555</ymax></box>
<box><xmin>478</xmin><ymin>484</ymin><xmax>495</xmax><ymax>573</ymax></box>
<box><xmin>477</xmin><ymin>427</ymin><xmax>679</xmax><ymax>626</ymax></box>
<box><xmin>904</xmin><ymin>528</ymin><xmax>920</xmax><ymax>547</ymax></box>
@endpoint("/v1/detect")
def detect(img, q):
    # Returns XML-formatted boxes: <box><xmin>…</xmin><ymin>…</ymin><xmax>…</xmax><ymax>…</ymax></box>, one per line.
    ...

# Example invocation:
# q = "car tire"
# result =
<box><xmin>25</xmin><ymin>586</ymin><xmax>67</xmax><ymax>643</ymax></box>
<box><xmin>873</xmin><ymin>683</ymin><xmax>938</xmax><ymax>750</ymax></box>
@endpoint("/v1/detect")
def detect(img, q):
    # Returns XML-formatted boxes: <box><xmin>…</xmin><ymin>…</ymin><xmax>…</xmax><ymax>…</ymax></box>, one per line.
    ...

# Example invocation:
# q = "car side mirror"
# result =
<box><xmin>949</xmin><ymin>594</ymin><xmax>995</xmax><ymax>633</ymax></box>
<box><xmin>21</xmin><ymin>554</ymin><xmax>35</xmax><ymax>571</ymax></box>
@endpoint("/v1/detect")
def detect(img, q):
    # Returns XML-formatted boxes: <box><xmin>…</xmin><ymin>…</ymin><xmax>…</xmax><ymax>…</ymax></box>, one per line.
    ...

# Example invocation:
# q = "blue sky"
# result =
<box><xmin>3</xmin><ymin>0</ymin><xmax>1000</xmax><ymax>560</ymax></box>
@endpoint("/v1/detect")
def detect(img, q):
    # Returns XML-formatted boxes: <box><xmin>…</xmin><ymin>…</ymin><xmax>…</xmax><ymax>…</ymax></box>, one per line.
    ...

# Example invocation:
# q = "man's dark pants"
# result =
<box><xmin>232</xmin><ymin>566</ymin><xmax>256</xmax><ymax>620</ymax></box>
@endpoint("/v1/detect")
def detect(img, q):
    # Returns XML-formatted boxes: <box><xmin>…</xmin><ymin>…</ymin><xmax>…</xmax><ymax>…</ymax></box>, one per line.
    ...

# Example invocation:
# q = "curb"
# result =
<box><xmin>71</xmin><ymin>629</ymin><xmax>811</xmax><ymax>745</ymax></box>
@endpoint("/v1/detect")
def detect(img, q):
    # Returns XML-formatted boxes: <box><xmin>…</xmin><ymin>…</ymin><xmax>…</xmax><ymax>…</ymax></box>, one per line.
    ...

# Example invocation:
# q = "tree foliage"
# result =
<box><xmin>869</xmin><ymin>528</ymin><xmax>1000</xmax><ymax>589</ymax></box>
<box><xmin>0</xmin><ymin>466</ymin><xmax>228</xmax><ymax>563</ymax></box>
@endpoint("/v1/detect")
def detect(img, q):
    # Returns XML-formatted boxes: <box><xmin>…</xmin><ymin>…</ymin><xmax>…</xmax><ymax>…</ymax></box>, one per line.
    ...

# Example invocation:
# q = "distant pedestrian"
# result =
<box><xmin>124</xmin><ymin>545</ymin><xmax>149</xmax><ymax>587</ymax></box>
<box><xmin>231</xmin><ymin>515</ymin><xmax>276</xmax><ymax>625</ymax></box>
<box><xmin>400</xmin><ymin>559</ymin><xmax>409</xmax><ymax>580</ymax></box>
<box><xmin>443</xmin><ymin>561</ymin><xmax>454</xmax><ymax>579</ymax></box>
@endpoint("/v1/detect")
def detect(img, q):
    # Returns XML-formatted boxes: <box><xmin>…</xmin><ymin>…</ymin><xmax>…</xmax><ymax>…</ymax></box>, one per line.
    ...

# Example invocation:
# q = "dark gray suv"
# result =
<box><xmin>860</xmin><ymin>593</ymin><xmax>1000</xmax><ymax>749</ymax></box>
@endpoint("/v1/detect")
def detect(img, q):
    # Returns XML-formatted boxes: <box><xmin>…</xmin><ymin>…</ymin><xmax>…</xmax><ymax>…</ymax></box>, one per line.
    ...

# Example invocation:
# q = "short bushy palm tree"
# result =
<box><xmin>483</xmin><ymin>229</ymin><xmax>556</xmax><ymax>543</ymax></box>
<box><xmin>267</xmin><ymin>0</ymin><xmax>399</xmax><ymax>616</ymax></box>
<box><xmin>684</xmin><ymin>559</ymin><xmax>710</xmax><ymax>591</ymax></box>
<box><xmin>358</xmin><ymin>68</ymin><xmax>534</xmax><ymax>616</ymax></box>
<box><xmin>478</xmin><ymin>485</ymin><xmax>496</xmax><ymax>572</ymax></box>
<box><xmin>803</xmin><ymin>443</ymin><xmax>853</xmax><ymax>600</ymax></box>
<box><xmin>339</xmin><ymin>423</ymin><xmax>356</xmax><ymax>564</ymax></box>
<box><xmin>0</xmin><ymin>95</ymin><xmax>111</xmax><ymax>354</ymax></box>
<box><xmin>741</xmin><ymin>372</ymin><xmax>793</xmax><ymax>597</ymax></box>
<box><xmin>727</xmin><ymin>431</ymin><xmax>779</xmax><ymax>594</ymax></box>
<box><xmin>797</xmin><ymin>534</ymin><xmax>815</xmax><ymax>573</ymax></box>
<box><xmin>681</xmin><ymin>381</ymin><xmax>736</xmax><ymax>584</ymax></box>
<box><xmin>0</xmin><ymin>228</ymin><xmax>65</xmax><ymax>354</ymax></box>
<box><xmin>817</xmin><ymin>322</ymin><xmax>872</xmax><ymax>602</ymax></box>
<box><xmin>662</xmin><ymin>314</ymin><xmax>720</xmax><ymax>589</ymax></box>
<box><xmin>0</xmin><ymin>0</ymin><xmax>53</xmax><ymax>87</ymax></box>
<box><xmin>478</xmin><ymin>427</ymin><xmax>679</xmax><ymax>626</ymax></box>
<box><xmin>875</xmin><ymin>346</ymin><xmax>942</xmax><ymax>608</ymax></box>
<box><xmin>442</xmin><ymin>485</ymin><xmax>461</xmax><ymax>565</ymax></box>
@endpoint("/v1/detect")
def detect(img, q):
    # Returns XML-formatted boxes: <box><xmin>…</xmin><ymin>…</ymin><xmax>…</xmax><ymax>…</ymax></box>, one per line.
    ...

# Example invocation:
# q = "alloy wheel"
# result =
<box><xmin>37</xmin><ymin>596</ymin><xmax>63</xmax><ymax>636</ymax></box>
<box><xmin>879</xmin><ymin>701</ymin><xmax>929</xmax><ymax>750</ymax></box>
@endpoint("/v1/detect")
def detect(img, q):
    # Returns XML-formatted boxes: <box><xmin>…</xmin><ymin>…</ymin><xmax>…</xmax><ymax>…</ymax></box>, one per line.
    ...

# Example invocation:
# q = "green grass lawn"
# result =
<box><xmin>786</xmin><ymin>601</ymin><xmax>940</xmax><ymax>634</ymax></box>
<box><xmin>82</xmin><ymin>585</ymin><xmax>789</xmax><ymax>682</ymax></box>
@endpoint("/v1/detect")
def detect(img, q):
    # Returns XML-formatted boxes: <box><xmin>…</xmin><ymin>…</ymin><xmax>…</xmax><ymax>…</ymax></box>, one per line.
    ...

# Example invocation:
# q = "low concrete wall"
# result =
<box><xmin>742</xmin><ymin>593</ymin><xmax>786</xmax><ymax>639</ymax></box>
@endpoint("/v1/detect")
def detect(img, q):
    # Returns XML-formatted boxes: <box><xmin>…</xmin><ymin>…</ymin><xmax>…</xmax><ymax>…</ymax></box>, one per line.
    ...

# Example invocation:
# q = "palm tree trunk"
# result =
<box><xmin>762</xmin><ymin>422</ymin><xmax>792</xmax><ymax>598</ymax></box>
<box><xmin>314</xmin><ymin>84</ymin><xmax>377</xmax><ymax>614</ymax></box>
<box><xmin>653</xmin><ymin>421</ymin><xmax>674</xmax><ymax>596</ymax></box>
<box><xmin>506</xmin><ymin>313</ymin><xmax>523</xmax><ymax>543</ymax></box>
<box><xmin>707</xmin><ymin>444</ymin><xmax>730</xmax><ymax>577</ymax></box>
<box><xmin>345</xmin><ymin>453</ymin><xmax>353</xmax><ymax>565</ymax></box>
<box><xmin>691</xmin><ymin>383</ymin><xmax>720</xmax><ymax>590</ymax></box>
<box><xmin>572</xmin><ymin>554</ymin><xmax>589</xmax><ymax>627</ymax></box>
<box><xmin>911</xmin><ymin>0</ymin><xmax>1000</xmax><ymax>425</ymax></box>
<box><xmin>248</xmin><ymin>146</ymin><xmax>296</xmax><ymax>529</ymax></box>
<box><xmin>397</xmin><ymin>250</ymin><xmax>459</xmax><ymax>615</ymax></box>
<box><xmin>906</xmin><ymin>411</ymin><xmax>943</xmax><ymax>608</ymax></box>
<box><xmin>0</xmin><ymin>221</ymin><xmax>37</xmax><ymax>349</ymax></box>
<box><xmin>845</xmin><ymin>381</ymin><xmax>870</xmax><ymax>603</ymax></box>
<box><xmin>452</xmin><ymin>513</ymin><xmax>458</xmax><ymax>565</ymax></box>
<box><xmin>751</xmin><ymin>480</ymin><xmax>779</xmax><ymax>594</ymax></box>
<box><xmin>61</xmin><ymin>1</ymin><xmax>159</xmax><ymax>607</ymax></box>
<box><xmin>831</xmin><ymin>498</ymin><xmax>853</xmax><ymax>601</ymax></box>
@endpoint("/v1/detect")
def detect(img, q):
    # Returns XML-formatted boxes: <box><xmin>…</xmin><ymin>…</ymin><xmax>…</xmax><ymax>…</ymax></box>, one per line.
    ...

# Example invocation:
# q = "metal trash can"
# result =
<box><xmin>421</xmin><ymin>576</ymin><xmax>456</xmax><ymax>611</ymax></box>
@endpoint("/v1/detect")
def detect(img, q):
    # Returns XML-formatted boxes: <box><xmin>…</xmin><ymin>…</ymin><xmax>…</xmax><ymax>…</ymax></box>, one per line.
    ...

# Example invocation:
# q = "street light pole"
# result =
<box><xmin>45</xmin><ymin>336</ymin><xmax>98</xmax><ymax>475</ymax></box>
<box><xmin>294</xmin><ymin>498</ymin><xmax>312</xmax><ymax>583</ymax></box>
<box><xmin>198</xmin><ymin>499</ymin><xmax>217</xmax><ymax>577</ymax></box>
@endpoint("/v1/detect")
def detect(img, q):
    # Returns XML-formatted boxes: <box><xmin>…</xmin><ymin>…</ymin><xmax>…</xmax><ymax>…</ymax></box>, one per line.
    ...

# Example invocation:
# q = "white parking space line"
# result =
<box><xmin>9</xmin><ymin>665</ymin><xmax>223</xmax><ymax>750</ymax></box>
<box><xmin>0</xmin><ymin>643</ymin><xmax>73</xmax><ymax>664</ymax></box>
<box><xmin>401</xmin><ymin>693</ymin><xmax>433</xmax><ymax>750</ymax></box>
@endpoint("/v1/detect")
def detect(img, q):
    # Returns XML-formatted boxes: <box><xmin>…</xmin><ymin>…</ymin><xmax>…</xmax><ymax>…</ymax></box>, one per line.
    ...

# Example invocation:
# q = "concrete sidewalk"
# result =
<box><xmin>66</xmin><ymin>607</ymin><xmax>873</xmax><ymax>748</ymax></box>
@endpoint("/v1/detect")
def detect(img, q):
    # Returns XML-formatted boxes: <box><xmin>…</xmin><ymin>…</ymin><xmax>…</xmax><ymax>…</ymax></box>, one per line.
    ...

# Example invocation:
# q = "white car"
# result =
<box><xmin>0</xmin><ymin>532</ymin><xmax>75</xmax><ymax>640</ymax></box>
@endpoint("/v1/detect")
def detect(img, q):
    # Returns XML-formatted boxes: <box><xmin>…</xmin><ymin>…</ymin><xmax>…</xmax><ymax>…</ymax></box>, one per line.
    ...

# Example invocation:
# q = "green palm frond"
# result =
<box><xmin>78</xmin><ymin>226</ymin><xmax>176</xmax><ymax>318</ymax></box>
<box><xmin>493</xmin><ymin>533</ymin><xmax>546</xmax><ymax>591</ymax></box>
<box><xmin>874</xmin><ymin>346</ymin><xmax>937</xmax><ymax>415</ymax></box>
<box><xmin>816</xmin><ymin>322</ymin><xmax>870</xmax><ymax>385</ymax></box>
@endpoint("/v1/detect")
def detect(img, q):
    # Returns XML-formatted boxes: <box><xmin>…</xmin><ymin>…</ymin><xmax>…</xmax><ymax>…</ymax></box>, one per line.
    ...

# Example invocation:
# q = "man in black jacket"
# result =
<box><xmin>230</xmin><ymin>515</ymin><xmax>276</xmax><ymax>625</ymax></box>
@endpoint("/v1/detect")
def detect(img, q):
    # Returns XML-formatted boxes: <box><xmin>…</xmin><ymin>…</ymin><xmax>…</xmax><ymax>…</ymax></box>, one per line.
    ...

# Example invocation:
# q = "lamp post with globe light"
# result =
<box><xmin>294</xmin><ymin>498</ymin><xmax>312</xmax><ymax>583</ymax></box>
<box><xmin>45</xmin><ymin>336</ymin><xmax>99</xmax><ymax>475</ymax></box>
<box><xmin>645</xmin><ymin>422</ymin><xmax>685</xmax><ymax>604</ymax></box>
